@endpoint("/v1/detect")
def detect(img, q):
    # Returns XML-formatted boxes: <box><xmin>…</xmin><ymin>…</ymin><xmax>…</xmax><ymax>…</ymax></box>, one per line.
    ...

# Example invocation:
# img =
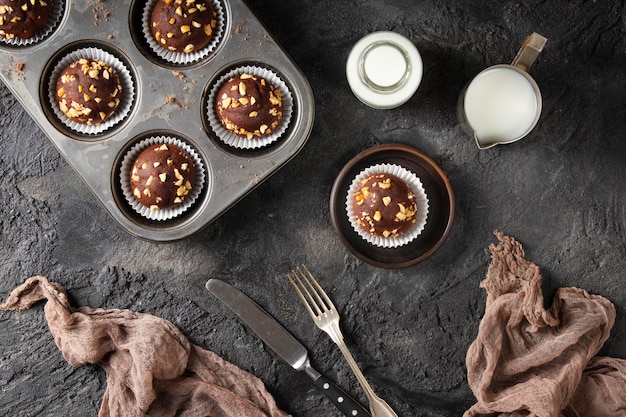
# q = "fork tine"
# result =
<box><xmin>288</xmin><ymin>268</ymin><xmax>321</xmax><ymax>318</ymax></box>
<box><xmin>300</xmin><ymin>265</ymin><xmax>336</xmax><ymax>311</ymax></box>
<box><xmin>296</xmin><ymin>266</ymin><xmax>327</xmax><ymax>312</ymax></box>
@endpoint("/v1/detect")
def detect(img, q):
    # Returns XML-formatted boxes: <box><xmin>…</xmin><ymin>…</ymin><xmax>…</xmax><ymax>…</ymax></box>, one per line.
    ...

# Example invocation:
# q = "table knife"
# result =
<box><xmin>206</xmin><ymin>279</ymin><xmax>371</xmax><ymax>417</ymax></box>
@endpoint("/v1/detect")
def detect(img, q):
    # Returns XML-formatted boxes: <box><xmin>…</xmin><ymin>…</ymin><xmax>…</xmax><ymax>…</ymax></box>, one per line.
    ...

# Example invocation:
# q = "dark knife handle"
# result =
<box><xmin>305</xmin><ymin>365</ymin><xmax>371</xmax><ymax>417</ymax></box>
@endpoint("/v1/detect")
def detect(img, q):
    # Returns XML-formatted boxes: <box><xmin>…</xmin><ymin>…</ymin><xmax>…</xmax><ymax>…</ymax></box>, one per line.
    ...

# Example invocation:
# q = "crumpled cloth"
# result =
<box><xmin>465</xmin><ymin>232</ymin><xmax>626</xmax><ymax>417</ymax></box>
<box><xmin>0</xmin><ymin>276</ymin><xmax>290</xmax><ymax>417</ymax></box>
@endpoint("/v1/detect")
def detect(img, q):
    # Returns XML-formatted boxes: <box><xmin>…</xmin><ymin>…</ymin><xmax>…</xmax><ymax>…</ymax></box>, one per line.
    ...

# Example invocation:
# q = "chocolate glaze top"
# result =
<box><xmin>150</xmin><ymin>0</ymin><xmax>217</xmax><ymax>54</ymax></box>
<box><xmin>352</xmin><ymin>172</ymin><xmax>418</xmax><ymax>238</ymax></box>
<box><xmin>130</xmin><ymin>143</ymin><xmax>196</xmax><ymax>210</ymax></box>
<box><xmin>55</xmin><ymin>58</ymin><xmax>123</xmax><ymax>125</ymax></box>
<box><xmin>0</xmin><ymin>0</ymin><xmax>51</xmax><ymax>40</ymax></box>
<box><xmin>215</xmin><ymin>73</ymin><xmax>283</xmax><ymax>139</ymax></box>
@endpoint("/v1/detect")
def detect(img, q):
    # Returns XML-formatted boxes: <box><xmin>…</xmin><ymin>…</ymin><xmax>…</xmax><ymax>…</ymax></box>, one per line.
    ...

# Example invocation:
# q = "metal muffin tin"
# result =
<box><xmin>0</xmin><ymin>0</ymin><xmax>314</xmax><ymax>242</ymax></box>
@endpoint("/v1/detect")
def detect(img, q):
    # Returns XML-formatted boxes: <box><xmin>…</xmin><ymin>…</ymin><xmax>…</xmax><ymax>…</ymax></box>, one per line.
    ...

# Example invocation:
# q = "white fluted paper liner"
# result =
<box><xmin>0</xmin><ymin>0</ymin><xmax>64</xmax><ymax>47</ymax></box>
<box><xmin>47</xmin><ymin>47</ymin><xmax>135</xmax><ymax>135</ymax></box>
<box><xmin>207</xmin><ymin>65</ymin><xmax>293</xmax><ymax>150</ymax></box>
<box><xmin>346</xmin><ymin>163</ymin><xmax>429</xmax><ymax>248</ymax></box>
<box><xmin>120</xmin><ymin>136</ymin><xmax>206</xmax><ymax>221</ymax></box>
<box><xmin>142</xmin><ymin>0</ymin><xmax>224</xmax><ymax>65</ymax></box>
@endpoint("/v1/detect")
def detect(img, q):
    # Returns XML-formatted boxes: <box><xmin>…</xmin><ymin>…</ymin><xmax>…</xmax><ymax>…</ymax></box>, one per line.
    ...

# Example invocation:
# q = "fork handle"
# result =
<box><xmin>304</xmin><ymin>365</ymin><xmax>372</xmax><ymax>417</ymax></box>
<box><xmin>327</xmin><ymin>325</ymin><xmax>399</xmax><ymax>417</ymax></box>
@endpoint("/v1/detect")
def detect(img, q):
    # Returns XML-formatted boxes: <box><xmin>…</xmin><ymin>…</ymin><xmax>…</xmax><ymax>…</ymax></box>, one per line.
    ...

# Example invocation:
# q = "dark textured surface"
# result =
<box><xmin>1</xmin><ymin>1</ymin><xmax>625</xmax><ymax>416</ymax></box>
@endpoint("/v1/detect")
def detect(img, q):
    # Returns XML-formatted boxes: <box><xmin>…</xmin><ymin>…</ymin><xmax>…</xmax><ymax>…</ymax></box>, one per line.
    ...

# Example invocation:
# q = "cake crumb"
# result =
<box><xmin>165</xmin><ymin>96</ymin><xmax>186</xmax><ymax>110</ymax></box>
<box><xmin>93</xmin><ymin>0</ymin><xmax>110</xmax><ymax>26</ymax></box>
<box><xmin>6</xmin><ymin>57</ymin><xmax>25</xmax><ymax>81</ymax></box>
<box><xmin>234</xmin><ymin>22</ymin><xmax>251</xmax><ymax>41</ymax></box>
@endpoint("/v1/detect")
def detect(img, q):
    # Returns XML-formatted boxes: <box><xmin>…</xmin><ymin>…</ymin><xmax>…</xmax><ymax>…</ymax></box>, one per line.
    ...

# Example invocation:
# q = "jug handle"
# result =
<box><xmin>511</xmin><ymin>32</ymin><xmax>547</xmax><ymax>71</ymax></box>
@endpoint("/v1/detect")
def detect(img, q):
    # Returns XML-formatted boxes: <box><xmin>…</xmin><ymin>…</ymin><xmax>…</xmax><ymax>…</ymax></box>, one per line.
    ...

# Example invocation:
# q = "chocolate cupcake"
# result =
<box><xmin>352</xmin><ymin>172</ymin><xmax>418</xmax><ymax>239</ymax></box>
<box><xmin>0</xmin><ymin>0</ymin><xmax>51</xmax><ymax>40</ymax></box>
<box><xmin>55</xmin><ymin>58</ymin><xmax>122</xmax><ymax>125</ymax></box>
<box><xmin>150</xmin><ymin>0</ymin><xmax>216</xmax><ymax>54</ymax></box>
<box><xmin>130</xmin><ymin>142</ymin><xmax>196</xmax><ymax>210</ymax></box>
<box><xmin>347</xmin><ymin>164</ymin><xmax>428</xmax><ymax>248</ymax></box>
<box><xmin>215</xmin><ymin>73</ymin><xmax>283</xmax><ymax>139</ymax></box>
<box><xmin>0</xmin><ymin>0</ymin><xmax>63</xmax><ymax>46</ymax></box>
<box><xmin>142</xmin><ymin>0</ymin><xmax>224</xmax><ymax>64</ymax></box>
<box><xmin>207</xmin><ymin>66</ymin><xmax>293</xmax><ymax>149</ymax></box>
<box><xmin>48</xmin><ymin>47</ymin><xmax>135</xmax><ymax>135</ymax></box>
<box><xmin>121</xmin><ymin>136</ymin><xmax>205</xmax><ymax>221</ymax></box>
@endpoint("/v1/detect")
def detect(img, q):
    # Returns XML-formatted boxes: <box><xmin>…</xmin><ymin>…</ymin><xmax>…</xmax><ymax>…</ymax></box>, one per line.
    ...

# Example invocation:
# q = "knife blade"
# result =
<box><xmin>206</xmin><ymin>279</ymin><xmax>371</xmax><ymax>417</ymax></box>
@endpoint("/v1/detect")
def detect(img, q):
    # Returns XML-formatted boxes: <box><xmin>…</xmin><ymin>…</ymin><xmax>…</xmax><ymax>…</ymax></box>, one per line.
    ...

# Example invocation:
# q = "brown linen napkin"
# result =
<box><xmin>464</xmin><ymin>232</ymin><xmax>626</xmax><ymax>417</ymax></box>
<box><xmin>0</xmin><ymin>275</ymin><xmax>290</xmax><ymax>417</ymax></box>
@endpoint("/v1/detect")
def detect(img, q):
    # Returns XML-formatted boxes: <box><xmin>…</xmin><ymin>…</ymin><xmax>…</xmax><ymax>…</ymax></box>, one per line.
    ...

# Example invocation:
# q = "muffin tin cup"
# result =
<box><xmin>120</xmin><ymin>135</ymin><xmax>206</xmax><ymax>221</ymax></box>
<box><xmin>346</xmin><ymin>163</ymin><xmax>429</xmax><ymax>248</ymax></box>
<box><xmin>141</xmin><ymin>0</ymin><xmax>225</xmax><ymax>65</ymax></box>
<box><xmin>0</xmin><ymin>0</ymin><xmax>65</xmax><ymax>47</ymax></box>
<box><xmin>207</xmin><ymin>65</ymin><xmax>293</xmax><ymax>150</ymax></box>
<box><xmin>47</xmin><ymin>47</ymin><xmax>136</xmax><ymax>136</ymax></box>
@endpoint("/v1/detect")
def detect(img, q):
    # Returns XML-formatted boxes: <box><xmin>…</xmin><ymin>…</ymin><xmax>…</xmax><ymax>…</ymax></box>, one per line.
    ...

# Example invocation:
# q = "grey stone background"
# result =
<box><xmin>1</xmin><ymin>0</ymin><xmax>625</xmax><ymax>416</ymax></box>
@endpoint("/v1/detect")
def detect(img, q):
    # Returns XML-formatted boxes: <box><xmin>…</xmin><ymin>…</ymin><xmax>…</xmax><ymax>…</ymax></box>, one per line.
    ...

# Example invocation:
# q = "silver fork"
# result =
<box><xmin>288</xmin><ymin>265</ymin><xmax>398</xmax><ymax>417</ymax></box>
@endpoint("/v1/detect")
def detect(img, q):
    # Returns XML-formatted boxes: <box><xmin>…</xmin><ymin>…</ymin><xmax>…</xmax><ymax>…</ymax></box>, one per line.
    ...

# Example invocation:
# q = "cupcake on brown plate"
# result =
<box><xmin>208</xmin><ymin>66</ymin><xmax>293</xmax><ymax>149</ymax></box>
<box><xmin>121</xmin><ymin>136</ymin><xmax>205</xmax><ymax>221</ymax></box>
<box><xmin>347</xmin><ymin>163</ymin><xmax>428</xmax><ymax>248</ymax></box>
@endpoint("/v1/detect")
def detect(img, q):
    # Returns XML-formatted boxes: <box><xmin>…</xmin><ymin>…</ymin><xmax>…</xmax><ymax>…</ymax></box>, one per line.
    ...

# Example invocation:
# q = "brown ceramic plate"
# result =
<box><xmin>330</xmin><ymin>143</ymin><xmax>455</xmax><ymax>268</ymax></box>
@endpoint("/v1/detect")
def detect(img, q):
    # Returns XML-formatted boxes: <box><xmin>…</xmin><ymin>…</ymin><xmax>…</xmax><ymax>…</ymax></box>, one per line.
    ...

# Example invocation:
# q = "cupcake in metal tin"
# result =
<box><xmin>142</xmin><ymin>0</ymin><xmax>224</xmax><ymax>65</ymax></box>
<box><xmin>346</xmin><ymin>163</ymin><xmax>429</xmax><ymax>248</ymax></box>
<box><xmin>120</xmin><ymin>136</ymin><xmax>206</xmax><ymax>221</ymax></box>
<box><xmin>207</xmin><ymin>65</ymin><xmax>293</xmax><ymax>150</ymax></box>
<box><xmin>0</xmin><ymin>0</ymin><xmax>64</xmax><ymax>46</ymax></box>
<box><xmin>55</xmin><ymin>58</ymin><xmax>122</xmax><ymax>126</ymax></box>
<box><xmin>48</xmin><ymin>47</ymin><xmax>135</xmax><ymax>135</ymax></box>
